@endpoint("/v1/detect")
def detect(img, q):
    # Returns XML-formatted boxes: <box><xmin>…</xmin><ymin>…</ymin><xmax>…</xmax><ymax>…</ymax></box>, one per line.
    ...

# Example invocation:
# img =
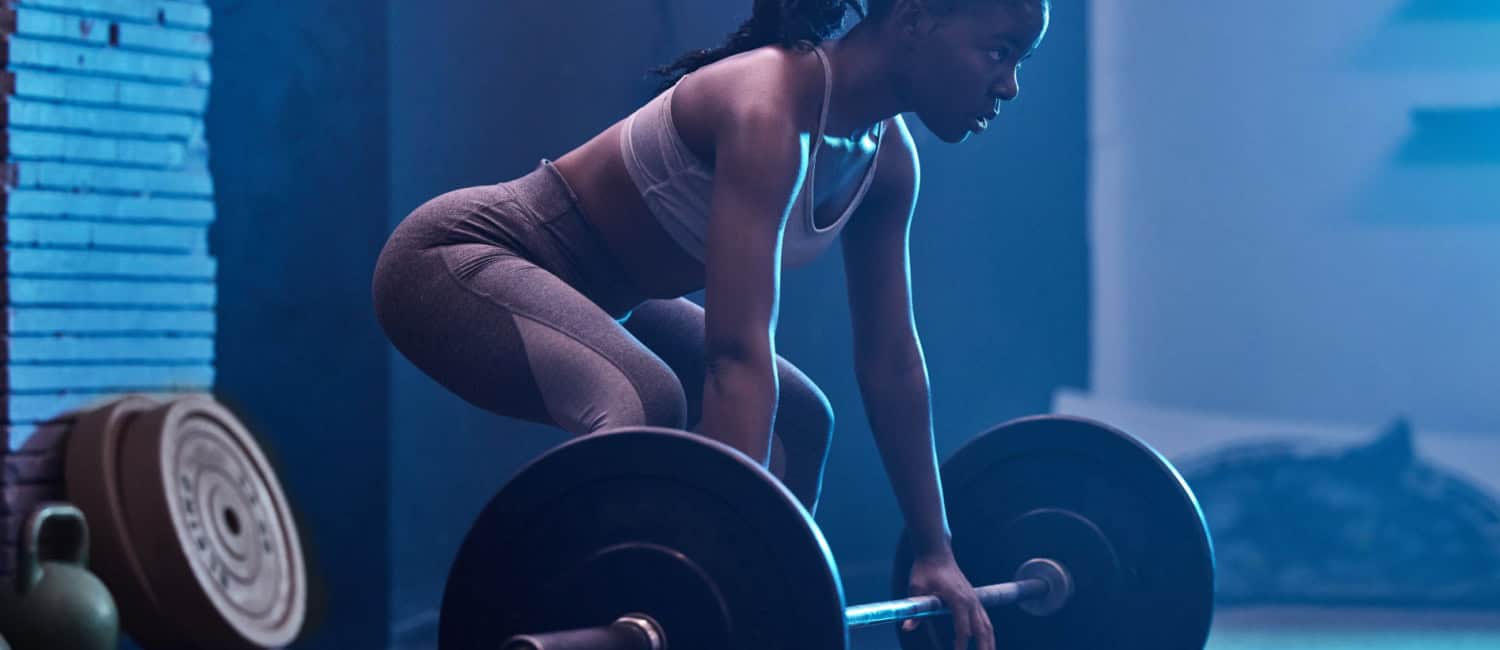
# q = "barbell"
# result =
<box><xmin>438</xmin><ymin>416</ymin><xmax>1217</xmax><ymax>650</ymax></box>
<box><xmin>501</xmin><ymin>556</ymin><xmax>1072</xmax><ymax>649</ymax></box>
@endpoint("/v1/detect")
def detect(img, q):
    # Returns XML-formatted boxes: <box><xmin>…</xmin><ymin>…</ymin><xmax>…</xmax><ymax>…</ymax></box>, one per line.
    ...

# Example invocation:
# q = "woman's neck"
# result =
<box><xmin>817</xmin><ymin>23</ymin><xmax>907</xmax><ymax>140</ymax></box>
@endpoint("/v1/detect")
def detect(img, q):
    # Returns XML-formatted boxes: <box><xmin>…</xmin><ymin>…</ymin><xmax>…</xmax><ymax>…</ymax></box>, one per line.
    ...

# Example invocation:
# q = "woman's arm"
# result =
<box><xmin>843</xmin><ymin>116</ymin><xmax>995</xmax><ymax>650</ymax></box>
<box><xmin>838</xmin><ymin>117</ymin><xmax>952</xmax><ymax>555</ymax></box>
<box><xmin>696</xmin><ymin>94</ymin><xmax>810</xmax><ymax>465</ymax></box>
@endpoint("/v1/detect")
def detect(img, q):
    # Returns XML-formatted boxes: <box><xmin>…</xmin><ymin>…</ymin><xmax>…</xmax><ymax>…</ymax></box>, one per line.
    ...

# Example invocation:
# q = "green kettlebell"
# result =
<box><xmin>0</xmin><ymin>502</ymin><xmax>118</xmax><ymax>650</ymax></box>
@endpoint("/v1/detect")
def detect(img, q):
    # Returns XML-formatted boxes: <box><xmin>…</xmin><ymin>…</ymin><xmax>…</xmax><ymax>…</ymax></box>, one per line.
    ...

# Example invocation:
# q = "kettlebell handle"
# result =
<box><xmin>16</xmin><ymin>502</ymin><xmax>90</xmax><ymax>596</ymax></box>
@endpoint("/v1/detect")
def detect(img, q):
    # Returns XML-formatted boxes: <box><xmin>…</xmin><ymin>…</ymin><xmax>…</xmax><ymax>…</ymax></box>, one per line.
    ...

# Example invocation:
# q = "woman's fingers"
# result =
<box><xmin>972</xmin><ymin>601</ymin><xmax>996</xmax><ymax>650</ymax></box>
<box><xmin>950</xmin><ymin>600</ymin><xmax>974</xmax><ymax>650</ymax></box>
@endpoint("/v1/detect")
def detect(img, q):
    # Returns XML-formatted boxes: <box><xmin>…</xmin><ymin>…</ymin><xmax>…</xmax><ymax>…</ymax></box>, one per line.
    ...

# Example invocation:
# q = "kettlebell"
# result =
<box><xmin>0</xmin><ymin>502</ymin><xmax>118</xmax><ymax>650</ymax></box>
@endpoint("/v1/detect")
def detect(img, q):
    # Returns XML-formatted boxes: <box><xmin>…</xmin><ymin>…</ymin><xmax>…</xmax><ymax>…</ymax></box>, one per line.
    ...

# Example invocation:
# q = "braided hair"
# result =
<box><xmin>860</xmin><ymin>0</ymin><xmax>1050</xmax><ymax>22</ymax></box>
<box><xmin>649</xmin><ymin>0</ymin><xmax>1048</xmax><ymax>92</ymax></box>
<box><xmin>651</xmin><ymin>0</ymin><xmax>865</xmax><ymax>93</ymax></box>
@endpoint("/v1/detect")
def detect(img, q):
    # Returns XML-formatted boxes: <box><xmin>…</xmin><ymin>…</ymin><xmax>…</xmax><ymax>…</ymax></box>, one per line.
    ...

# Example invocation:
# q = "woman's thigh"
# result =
<box><xmin>374</xmin><ymin>237</ymin><xmax>687</xmax><ymax>435</ymax></box>
<box><xmin>621</xmin><ymin>298</ymin><xmax>835</xmax><ymax>444</ymax></box>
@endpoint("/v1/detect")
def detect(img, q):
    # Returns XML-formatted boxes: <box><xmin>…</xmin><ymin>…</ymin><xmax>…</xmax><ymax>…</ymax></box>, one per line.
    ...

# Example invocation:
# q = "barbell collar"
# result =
<box><xmin>501</xmin><ymin>613</ymin><xmax>664</xmax><ymax>650</ymax></box>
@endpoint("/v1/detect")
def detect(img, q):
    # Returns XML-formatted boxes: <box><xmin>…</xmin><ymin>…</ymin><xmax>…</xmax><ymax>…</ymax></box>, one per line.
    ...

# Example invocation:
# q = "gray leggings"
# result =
<box><xmin>372</xmin><ymin>160</ymin><xmax>833</xmax><ymax>510</ymax></box>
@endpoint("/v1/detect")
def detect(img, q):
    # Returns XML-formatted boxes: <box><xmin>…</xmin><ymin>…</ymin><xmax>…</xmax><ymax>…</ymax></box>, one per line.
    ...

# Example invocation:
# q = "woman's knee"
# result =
<box><xmin>568</xmin><ymin>386</ymin><xmax>685</xmax><ymax>436</ymax></box>
<box><xmin>501</xmin><ymin>313</ymin><xmax>688</xmax><ymax>435</ymax></box>
<box><xmin>774</xmin><ymin>376</ymin><xmax>831</xmax><ymax>514</ymax></box>
<box><xmin>630</xmin><ymin>363</ymin><xmax>690</xmax><ymax>431</ymax></box>
<box><xmin>775</xmin><ymin>364</ymin><xmax>835</xmax><ymax>452</ymax></box>
<box><xmin>562</xmin><ymin>365</ymin><xmax>687</xmax><ymax>435</ymax></box>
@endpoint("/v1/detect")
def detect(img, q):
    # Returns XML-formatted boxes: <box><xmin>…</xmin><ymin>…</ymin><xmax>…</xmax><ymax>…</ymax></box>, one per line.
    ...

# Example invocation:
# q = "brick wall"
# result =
<box><xmin>0</xmin><ymin>0</ymin><xmax>213</xmax><ymax>571</ymax></box>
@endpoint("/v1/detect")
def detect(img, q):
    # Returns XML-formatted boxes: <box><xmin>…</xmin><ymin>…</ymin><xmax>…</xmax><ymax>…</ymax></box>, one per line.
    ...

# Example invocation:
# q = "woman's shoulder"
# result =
<box><xmin>862</xmin><ymin>114</ymin><xmax>921</xmax><ymax>211</ymax></box>
<box><xmin>670</xmin><ymin>44</ymin><xmax>827</xmax><ymax>142</ymax></box>
<box><xmin>882</xmin><ymin>114</ymin><xmax>919</xmax><ymax>179</ymax></box>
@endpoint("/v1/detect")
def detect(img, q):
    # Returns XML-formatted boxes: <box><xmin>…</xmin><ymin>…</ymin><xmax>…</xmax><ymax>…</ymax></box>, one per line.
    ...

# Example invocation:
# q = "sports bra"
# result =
<box><xmin>618</xmin><ymin>43</ymin><xmax>888</xmax><ymax>268</ymax></box>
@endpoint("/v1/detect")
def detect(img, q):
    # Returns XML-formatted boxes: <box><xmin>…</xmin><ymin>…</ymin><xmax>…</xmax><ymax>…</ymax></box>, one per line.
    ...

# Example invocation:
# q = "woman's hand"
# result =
<box><xmin>901</xmin><ymin>550</ymin><xmax>995</xmax><ymax>650</ymax></box>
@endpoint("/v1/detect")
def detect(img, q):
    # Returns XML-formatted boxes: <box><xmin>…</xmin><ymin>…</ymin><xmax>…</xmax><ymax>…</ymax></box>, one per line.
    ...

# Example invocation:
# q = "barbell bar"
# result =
<box><xmin>503</xmin><ymin>557</ymin><xmax>1072</xmax><ymax>649</ymax></box>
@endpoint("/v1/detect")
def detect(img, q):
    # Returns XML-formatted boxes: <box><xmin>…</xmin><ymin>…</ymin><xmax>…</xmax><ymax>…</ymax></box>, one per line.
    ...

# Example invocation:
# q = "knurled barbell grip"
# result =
<box><xmin>845</xmin><ymin>577</ymin><xmax>1049</xmax><ymax>629</ymax></box>
<box><xmin>847</xmin><ymin>557</ymin><xmax>1072</xmax><ymax>628</ymax></box>
<box><xmin>501</xmin><ymin>613</ymin><xmax>665</xmax><ymax>650</ymax></box>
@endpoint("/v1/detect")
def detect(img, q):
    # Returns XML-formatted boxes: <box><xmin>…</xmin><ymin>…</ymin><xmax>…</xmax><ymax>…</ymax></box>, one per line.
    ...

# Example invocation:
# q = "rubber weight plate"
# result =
<box><xmin>64</xmin><ymin>395</ymin><xmax>170</xmax><ymax>647</ymax></box>
<box><xmin>117</xmin><ymin>394</ymin><xmax>307</xmax><ymax>649</ymax></box>
<box><xmin>440</xmin><ymin>427</ymin><xmax>848</xmax><ymax>650</ymax></box>
<box><xmin>893</xmin><ymin>416</ymin><xmax>1216</xmax><ymax>650</ymax></box>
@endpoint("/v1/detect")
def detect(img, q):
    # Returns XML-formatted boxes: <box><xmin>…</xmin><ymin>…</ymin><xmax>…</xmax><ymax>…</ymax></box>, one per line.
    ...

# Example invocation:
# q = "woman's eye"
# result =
<box><xmin>988</xmin><ymin>48</ymin><xmax>1011</xmax><ymax>63</ymax></box>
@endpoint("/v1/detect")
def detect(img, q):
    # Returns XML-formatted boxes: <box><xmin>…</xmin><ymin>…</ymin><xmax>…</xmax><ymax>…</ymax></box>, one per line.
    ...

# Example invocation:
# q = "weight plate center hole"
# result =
<box><xmin>224</xmin><ymin>508</ymin><xmax>242</xmax><ymax>536</ymax></box>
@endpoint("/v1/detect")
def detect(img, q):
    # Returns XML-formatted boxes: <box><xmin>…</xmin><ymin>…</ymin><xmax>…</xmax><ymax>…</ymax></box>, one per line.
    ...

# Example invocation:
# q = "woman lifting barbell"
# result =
<box><xmin>373</xmin><ymin>1</ymin><xmax>1049</xmax><ymax>648</ymax></box>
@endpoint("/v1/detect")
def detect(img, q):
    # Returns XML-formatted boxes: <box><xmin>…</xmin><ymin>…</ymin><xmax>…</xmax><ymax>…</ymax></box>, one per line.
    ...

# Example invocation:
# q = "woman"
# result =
<box><xmin>374</xmin><ymin>1</ymin><xmax>1048</xmax><ymax>647</ymax></box>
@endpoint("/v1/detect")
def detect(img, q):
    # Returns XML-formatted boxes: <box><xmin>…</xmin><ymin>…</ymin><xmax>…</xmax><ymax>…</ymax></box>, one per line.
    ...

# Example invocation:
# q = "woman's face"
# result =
<box><xmin>897</xmin><ymin>1</ymin><xmax>1050</xmax><ymax>143</ymax></box>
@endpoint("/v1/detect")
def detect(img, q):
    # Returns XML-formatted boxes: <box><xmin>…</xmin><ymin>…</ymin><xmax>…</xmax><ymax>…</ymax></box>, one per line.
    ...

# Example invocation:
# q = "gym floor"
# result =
<box><xmin>848</xmin><ymin>607</ymin><xmax>1500</xmax><ymax>650</ymax></box>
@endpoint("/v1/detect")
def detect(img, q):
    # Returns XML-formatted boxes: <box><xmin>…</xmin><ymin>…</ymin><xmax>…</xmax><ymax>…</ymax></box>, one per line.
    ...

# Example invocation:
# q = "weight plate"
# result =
<box><xmin>117</xmin><ymin>395</ymin><xmax>307</xmax><ymax>649</ymax></box>
<box><xmin>893</xmin><ymin>415</ymin><xmax>1216</xmax><ymax>650</ymax></box>
<box><xmin>63</xmin><ymin>395</ymin><xmax>169</xmax><ymax>646</ymax></box>
<box><xmin>439</xmin><ymin>427</ymin><xmax>848</xmax><ymax>650</ymax></box>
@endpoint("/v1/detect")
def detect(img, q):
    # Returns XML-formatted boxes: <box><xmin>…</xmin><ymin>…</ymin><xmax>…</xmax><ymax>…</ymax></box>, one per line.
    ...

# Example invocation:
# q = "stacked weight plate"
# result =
<box><xmin>0</xmin><ymin>0</ymin><xmax>217</xmax><ymax>580</ymax></box>
<box><xmin>67</xmin><ymin>393</ymin><xmax>308</xmax><ymax>649</ymax></box>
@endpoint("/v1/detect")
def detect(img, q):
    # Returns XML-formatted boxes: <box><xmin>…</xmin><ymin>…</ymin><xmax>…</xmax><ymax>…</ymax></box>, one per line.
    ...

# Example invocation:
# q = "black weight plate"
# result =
<box><xmin>893</xmin><ymin>415</ymin><xmax>1215</xmax><ymax>650</ymax></box>
<box><xmin>440</xmin><ymin>427</ymin><xmax>848</xmax><ymax>650</ymax></box>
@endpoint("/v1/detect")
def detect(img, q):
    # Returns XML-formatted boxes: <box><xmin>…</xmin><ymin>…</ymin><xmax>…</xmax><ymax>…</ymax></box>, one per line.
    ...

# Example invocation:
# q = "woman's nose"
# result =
<box><xmin>992</xmin><ymin>69</ymin><xmax>1020</xmax><ymax>102</ymax></box>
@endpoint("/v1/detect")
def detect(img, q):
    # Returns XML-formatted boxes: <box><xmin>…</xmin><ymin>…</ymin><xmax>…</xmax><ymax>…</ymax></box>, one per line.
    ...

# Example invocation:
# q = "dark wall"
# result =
<box><xmin>386</xmin><ymin>1</ymin><xmax>1087</xmax><ymax>644</ymax></box>
<box><xmin>208</xmin><ymin>1</ymin><xmax>389</xmax><ymax>648</ymax></box>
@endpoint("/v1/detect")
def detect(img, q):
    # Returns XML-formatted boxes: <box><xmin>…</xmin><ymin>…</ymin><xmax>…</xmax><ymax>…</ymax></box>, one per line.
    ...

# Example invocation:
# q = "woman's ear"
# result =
<box><xmin>887</xmin><ymin>0</ymin><xmax>935</xmax><ymax>39</ymax></box>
